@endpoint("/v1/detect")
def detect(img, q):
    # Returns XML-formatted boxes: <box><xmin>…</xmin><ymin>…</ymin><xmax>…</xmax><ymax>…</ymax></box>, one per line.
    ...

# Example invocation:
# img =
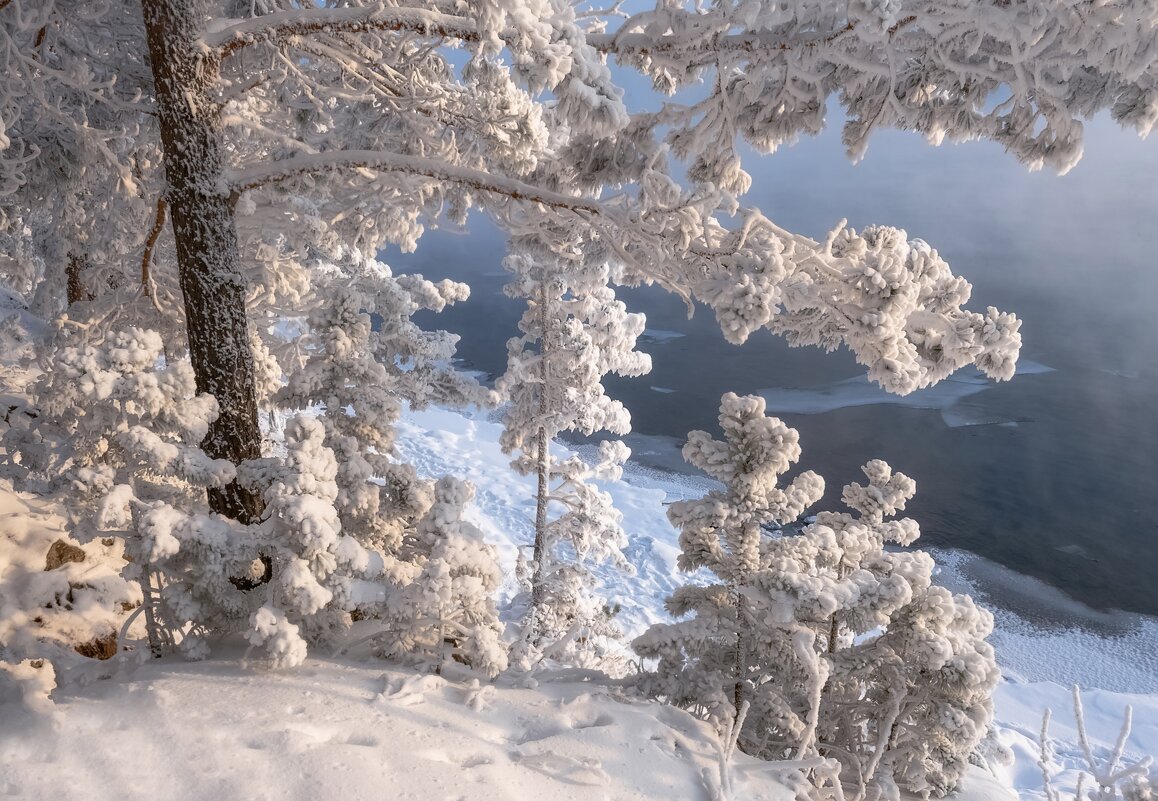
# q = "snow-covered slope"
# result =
<box><xmin>0</xmin><ymin>655</ymin><xmax>796</xmax><ymax>801</ymax></box>
<box><xmin>0</xmin><ymin>645</ymin><xmax>1024</xmax><ymax>801</ymax></box>
<box><xmin>392</xmin><ymin>404</ymin><xmax>1158</xmax><ymax>801</ymax></box>
<box><xmin>0</xmin><ymin>396</ymin><xmax>1152</xmax><ymax>800</ymax></box>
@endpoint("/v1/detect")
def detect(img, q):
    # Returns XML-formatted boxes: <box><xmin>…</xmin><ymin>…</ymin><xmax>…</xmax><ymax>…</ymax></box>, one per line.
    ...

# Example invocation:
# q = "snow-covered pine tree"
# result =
<box><xmin>636</xmin><ymin>397</ymin><xmax>999</xmax><ymax>798</ymax></box>
<box><xmin>633</xmin><ymin>392</ymin><xmax>825</xmax><ymax>722</ymax></box>
<box><xmin>276</xmin><ymin>261</ymin><xmax>491</xmax><ymax>557</ymax></box>
<box><xmin>379</xmin><ymin>476</ymin><xmax>508</xmax><ymax>678</ymax></box>
<box><xmin>3</xmin><ymin>326</ymin><xmax>245</xmax><ymax>660</ymax></box>
<box><xmin>497</xmin><ymin>237</ymin><xmax>649</xmax><ymax>669</ymax></box>
<box><xmin>92</xmin><ymin>410</ymin><xmax>375</xmax><ymax>668</ymax></box>
<box><xmin>0</xmin><ymin>0</ymin><xmax>162</xmax><ymax>321</ymax></box>
<box><xmin>239</xmin><ymin>415</ymin><xmax>374</xmax><ymax>664</ymax></box>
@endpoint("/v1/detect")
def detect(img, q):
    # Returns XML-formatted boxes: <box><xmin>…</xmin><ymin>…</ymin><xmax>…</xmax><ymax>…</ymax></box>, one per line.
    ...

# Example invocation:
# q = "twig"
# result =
<box><xmin>141</xmin><ymin>197</ymin><xmax>168</xmax><ymax>298</ymax></box>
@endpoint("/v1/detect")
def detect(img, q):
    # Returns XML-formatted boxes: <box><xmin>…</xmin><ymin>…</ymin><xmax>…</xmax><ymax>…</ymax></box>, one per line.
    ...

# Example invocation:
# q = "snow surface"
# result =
<box><xmin>0</xmin><ymin>652</ymin><xmax>791</xmax><ymax>801</ymax></box>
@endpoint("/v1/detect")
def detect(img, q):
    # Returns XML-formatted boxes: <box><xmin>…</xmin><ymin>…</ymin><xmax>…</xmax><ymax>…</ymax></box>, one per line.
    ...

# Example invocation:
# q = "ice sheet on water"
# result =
<box><xmin>932</xmin><ymin>547</ymin><xmax>1158</xmax><ymax>694</ymax></box>
<box><xmin>639</xmin><ymin>328</ymin><xmax>686</xmax><ymax>343</ymax></box>
<box><xmin>758</xmin><ymin>361</ymin><xmax>1054</xmax><ymax>427</ymax></box>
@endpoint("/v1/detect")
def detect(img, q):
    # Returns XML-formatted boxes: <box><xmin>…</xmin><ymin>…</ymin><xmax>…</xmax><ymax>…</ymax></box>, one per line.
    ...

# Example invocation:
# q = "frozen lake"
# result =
<box><xmin>387</xmin><ymin>111</ymin><xmax>1158</xmax><ymax>619</ymax></box>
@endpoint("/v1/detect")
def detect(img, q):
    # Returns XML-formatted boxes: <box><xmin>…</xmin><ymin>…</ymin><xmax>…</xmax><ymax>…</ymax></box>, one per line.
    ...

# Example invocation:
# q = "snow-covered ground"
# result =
<box><xmin>0</xmin><ymin>371</ymin><xmax>1153</xmax><ymax>799</ymax></box>
<box><xmin>394</xmin><ymin>404</ymin><xmax>1158</xmax><ymax>800</ymax></box>
<box><xmin>0</xmin><ymin>652</ymin><xmax>801</xmax><ymax>801</ymax></box>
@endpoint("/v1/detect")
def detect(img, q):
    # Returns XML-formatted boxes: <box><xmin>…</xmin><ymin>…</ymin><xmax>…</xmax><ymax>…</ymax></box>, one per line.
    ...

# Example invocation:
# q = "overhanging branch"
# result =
<box><xmin>226</xmin><ymin>150</ymin><xmax>602</xmax><ymax>214</ymax></box>
<box><xmin>586</xmin><ymin>24</ymin><xmax>856</xmax><ymax>57</ymax></box>
<box><xmin>203</xmin><ymin>6</ymin><xmax>479</xmax><ymax>60</ymax></box>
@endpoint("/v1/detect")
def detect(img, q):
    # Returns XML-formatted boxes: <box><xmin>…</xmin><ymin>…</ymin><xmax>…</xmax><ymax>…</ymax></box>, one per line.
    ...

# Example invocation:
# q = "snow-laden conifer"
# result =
<box><xmin>378</xmin><ymin>476</ymin><xmax>508</xmax><ymax>678</ymax></box>
<box><xmin>498</xmin><ymin>240</ymin><xmax>648</xmax><ymax>670</ymax></box>
<box><xmin>276</xmin><ymin>261</ymin><xmax>491</xmax><ymax>556</ymax></box>
<box><xmin>636</xmin><ymin>395</ymin><xmax>998</xmax><ymax>798</ymax></box>
<box><xmin>634</xmin><ymin>392</ymin><xmax>825</xmax><ymax>722</ymax></box>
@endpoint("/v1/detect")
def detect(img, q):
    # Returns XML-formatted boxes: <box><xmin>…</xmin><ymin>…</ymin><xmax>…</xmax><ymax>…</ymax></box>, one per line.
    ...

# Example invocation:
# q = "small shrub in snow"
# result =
<box><xmin>1040</xmin><ymin>687</ymin><xmax>1155</xmax><ymax>801</ymax></box>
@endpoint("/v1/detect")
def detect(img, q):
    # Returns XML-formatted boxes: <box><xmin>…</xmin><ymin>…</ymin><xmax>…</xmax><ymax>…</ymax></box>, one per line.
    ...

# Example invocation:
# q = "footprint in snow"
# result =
<box><xmin>510</xmin><ymin>751</ymin><xmax>611</xmax><ymax>786</ymax></box>
<box><xmin>568</xmin><ymin>711</ymin><xmax>615</xmax><ymax>731</ymax></box>
<box><xmin>376</xmin><ymin>673</ymin><xmax>446</xmax><ymax>706</ymax></box>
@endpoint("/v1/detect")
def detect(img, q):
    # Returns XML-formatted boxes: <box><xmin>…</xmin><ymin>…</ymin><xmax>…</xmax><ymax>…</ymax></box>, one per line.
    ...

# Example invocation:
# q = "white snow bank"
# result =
<box><xmin>933</xmin><ymin>548</ymin><xmax>1158</xmax><ymax>694</ymax></box>
<box><xmin>991</xmin><ymin>681</ymin><xmax>1158</xmax><ymax>801</ymax></box>
<box><xmin>0</xmin><ymin>655</ymin><xmax>803</xmax><ymax>801</ymax></box>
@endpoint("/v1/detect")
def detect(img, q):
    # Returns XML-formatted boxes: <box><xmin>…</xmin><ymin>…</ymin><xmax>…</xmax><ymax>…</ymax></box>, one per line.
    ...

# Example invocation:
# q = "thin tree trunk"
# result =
<box><xmin>139</xmin><ymin>0</ymin><xmax>264</xmax><ymax>523</ymax></box>
<box><xmin>530</xmin><ymin>281</ymin><xmax>551</xmax><ymax>617</ymax></box>
<box><xmin>733</xmin><ymin>587</ymin><xmax>748</xmax><ymax>716</ymax></box>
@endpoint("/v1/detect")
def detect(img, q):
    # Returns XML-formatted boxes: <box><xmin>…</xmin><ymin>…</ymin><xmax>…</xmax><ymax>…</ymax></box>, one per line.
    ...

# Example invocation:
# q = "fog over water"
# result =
<box><xmin>387</xmin><ymin>112</ymin><xmax>1158</xmax><ymax>620</ymax></box>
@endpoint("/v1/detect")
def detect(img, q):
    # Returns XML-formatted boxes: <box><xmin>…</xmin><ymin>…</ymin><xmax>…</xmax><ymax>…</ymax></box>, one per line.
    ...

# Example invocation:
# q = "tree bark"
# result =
<box><xmin>139</xmin><ymin>0</ymin><xmax>264</xmax><ymax>523</ymax></box>
<box><xmin>65</xmin><ymin>253</ymin><xmax>90</xmax><ymax>305</ymax></box>
<box><xmin>733</xmin><ymin>588</ymin><xmax>748</xmax><ymax>717</ymax></box>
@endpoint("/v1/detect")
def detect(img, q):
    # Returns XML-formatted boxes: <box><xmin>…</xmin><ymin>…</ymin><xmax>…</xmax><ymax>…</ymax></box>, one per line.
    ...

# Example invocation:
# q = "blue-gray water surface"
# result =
<box><xmin>386</xmin><ymin>114</ymin><xmax>1158</xmax><ymax>621</ymax></box>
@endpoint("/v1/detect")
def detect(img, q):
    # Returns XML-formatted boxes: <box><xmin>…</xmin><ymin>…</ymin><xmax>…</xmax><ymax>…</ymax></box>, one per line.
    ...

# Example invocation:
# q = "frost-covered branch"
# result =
<box><xmin>204</xmin><ymin>5</ymin><xmax>479</xmax><ymax>60</ymax></box>
<box><xmin>227</xmin><ymin>150</ymin><xmax>602</xmax><ymax>213</ymax></box>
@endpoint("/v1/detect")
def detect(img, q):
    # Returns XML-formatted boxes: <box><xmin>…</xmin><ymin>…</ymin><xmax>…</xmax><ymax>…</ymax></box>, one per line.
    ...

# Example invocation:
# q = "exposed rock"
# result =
<box><xmin>73</xmin><ymin>632</ymin><xmax>118</xmax><ymax>661</ymax></box>
<box><xmin>44</xmin><ymin>539</ymin><xmax>85</xmax><ymax>571</ymax></box>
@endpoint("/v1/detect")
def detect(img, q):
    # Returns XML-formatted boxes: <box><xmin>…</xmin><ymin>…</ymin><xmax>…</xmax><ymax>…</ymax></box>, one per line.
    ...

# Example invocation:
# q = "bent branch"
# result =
<box><xmin>227</xmin><ymin>151</ymin><xmax>602</xmax><ymax>214</ymax></box>
<box><xmin>204</xmin><ymin>6</ymin><xmax>479</xmax><ymax>60</ymax></box>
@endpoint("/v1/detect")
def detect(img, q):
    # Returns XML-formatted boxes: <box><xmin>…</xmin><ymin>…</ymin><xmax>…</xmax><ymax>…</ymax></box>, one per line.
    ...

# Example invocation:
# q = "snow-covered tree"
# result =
<box><xmin>0</xmin><ymin>0</ymin><xmax>162</xmax><ymax>318</ymax></box>
<box><xmin>636</xmin><ymin>395</ymin><xmax>999</xmax><ymax>798</ymax></box>
<box><xmin>276</xmin><ymin>261</ymin><xmax>491</xmax><ymax>556</ymax></box>
<box><xmin>378</xmin><ymin>476</ymin><xmax>508</xmax><ymax>678</ymax></box>
<box><xmin>497</xmin><ymin>237</ymin><xmax>648</xmax><ymax>669</ymax></box>
<box><xmin>634</xmin><ymin>392</ymin><xmax>825</xmax><ymax>723</ymax></box>
<box><xmin>89</xmin><ymin>411</ymin><xmax>376</xmax><ymax>668</ymax></box>
<box><xmin>7</xmin><ymin>0</ymin><xmax>1158</xmax><ymax>527</ymax></box>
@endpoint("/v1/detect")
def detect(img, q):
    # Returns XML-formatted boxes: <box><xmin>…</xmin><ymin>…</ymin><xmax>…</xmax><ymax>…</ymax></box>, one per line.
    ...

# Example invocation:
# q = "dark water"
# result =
<box><xmin>386</xmin><ymin>114</ymin><xmax>1158</xmax><ymax>619</ymax></box>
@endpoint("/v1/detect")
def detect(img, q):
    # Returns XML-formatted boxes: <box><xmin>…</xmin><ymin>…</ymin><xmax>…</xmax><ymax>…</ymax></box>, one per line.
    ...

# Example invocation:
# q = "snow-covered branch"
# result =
<box><xmin>227</xmin><ymin>150</ymin><xmax>601</xmax><ymax>214</ymax></box>
<box><xmin>204</xmin><ymin>6</ymin><xmax>479</xmax><ymax>59</ymax></box>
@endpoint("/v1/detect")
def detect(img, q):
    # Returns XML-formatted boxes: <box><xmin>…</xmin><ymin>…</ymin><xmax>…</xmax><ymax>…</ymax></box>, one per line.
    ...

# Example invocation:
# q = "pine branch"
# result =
<box><xmin>227</xmin><ymin>150</ymin><xmax>602</xmax><ymax>214</ymax></box>
<box><xmin>203</xmin><ymin>6</ymin><xmax>479</xmax><ymax>60</ymax></box>
<box><xmin>587</xmin><ymin>23</ymin><xmax>856</xmax><ymax>58</ymax></box>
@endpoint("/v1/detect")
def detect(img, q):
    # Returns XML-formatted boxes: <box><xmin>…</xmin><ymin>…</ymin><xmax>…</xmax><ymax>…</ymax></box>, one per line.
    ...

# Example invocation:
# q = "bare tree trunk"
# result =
<box><xmin>139</xmin><ymin>0</ymin><xmax>264</xmax><ymax>523</ymax></box>
<box><xmin>530</xmin><ymin>281</ymin><xmax>551</xmax><ymax>618</ymax></box>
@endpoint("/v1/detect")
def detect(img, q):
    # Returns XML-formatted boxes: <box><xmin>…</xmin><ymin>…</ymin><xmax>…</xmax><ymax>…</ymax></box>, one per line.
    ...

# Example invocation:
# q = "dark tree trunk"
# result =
<box><xmin>139</xmin><ymin>0</ymin><xmax>264</xmax><ymax>523</ymax></box>
<box><xmin>65</xmin><ymin>253</ymin><xmax>90</xmax><ymax>305</ymax></box>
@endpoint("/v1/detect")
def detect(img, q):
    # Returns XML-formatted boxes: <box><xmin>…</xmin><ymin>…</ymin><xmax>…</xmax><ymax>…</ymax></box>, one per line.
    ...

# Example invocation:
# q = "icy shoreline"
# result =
<box><xmin>400</xmin><ymin>403</ymin><xmax>1158</xmax><ymax>687</ymax></box>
